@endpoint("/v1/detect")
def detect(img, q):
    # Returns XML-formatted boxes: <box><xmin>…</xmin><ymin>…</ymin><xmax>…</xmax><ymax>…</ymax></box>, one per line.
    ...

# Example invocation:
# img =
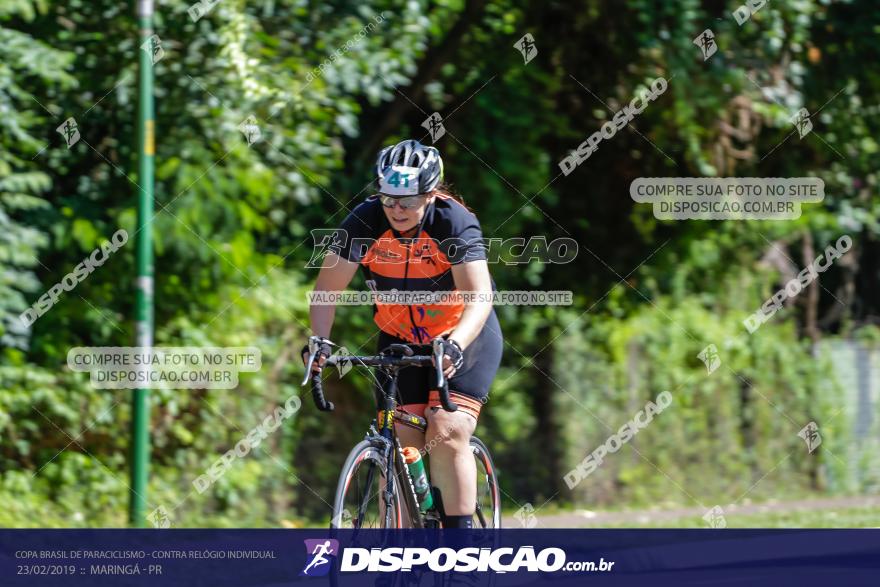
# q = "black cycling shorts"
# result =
<box><xmin>375</xmin><ymin>310</ymin><xmax>503</xmax><ymax>419</ymax></box>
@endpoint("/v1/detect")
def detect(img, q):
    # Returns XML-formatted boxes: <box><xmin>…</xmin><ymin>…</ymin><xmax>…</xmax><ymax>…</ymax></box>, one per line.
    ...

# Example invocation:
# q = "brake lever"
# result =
<box><xmin>432</xmin><ymin>338</ymin><xmax>458</xmax><ymax>412</ymax></box>
<box><xmin>301</xmin><ymin>335</ymin><xmax>330</xmax><ymax>386</ymax></box>
<box><xmin>432</xmin><ymin>338</ymin><xmax>447</xmax><ymax>389</ymax></box>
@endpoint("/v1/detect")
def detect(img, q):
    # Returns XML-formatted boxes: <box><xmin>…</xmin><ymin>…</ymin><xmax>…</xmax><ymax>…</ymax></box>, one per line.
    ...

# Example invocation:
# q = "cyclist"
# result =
<box><xmin>302</xmin><ymin>139</ymin><xmax>503</xmax><ymax>529</ymax></box>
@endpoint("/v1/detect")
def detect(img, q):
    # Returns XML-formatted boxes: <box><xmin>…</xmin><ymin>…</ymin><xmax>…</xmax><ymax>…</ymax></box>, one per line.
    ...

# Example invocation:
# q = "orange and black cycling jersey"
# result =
<box><xmin>330</xmin><ymin>194</ymin><xmax>487</xmax><ymax>343</ymax></box>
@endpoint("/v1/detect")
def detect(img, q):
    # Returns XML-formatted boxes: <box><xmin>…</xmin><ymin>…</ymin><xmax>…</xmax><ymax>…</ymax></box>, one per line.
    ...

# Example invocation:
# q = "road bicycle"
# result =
<box><xmin>303</xmin><ymin>336</ymin><xmax>501</xmax><ymax>529</ymax></box>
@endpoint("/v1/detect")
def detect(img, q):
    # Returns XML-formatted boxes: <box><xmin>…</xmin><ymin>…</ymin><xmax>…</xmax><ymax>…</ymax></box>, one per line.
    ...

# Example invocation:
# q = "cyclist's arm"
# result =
<box><xmin>309</xmin><ymin>252</ymin><xmax>359</xmax><ymax>338</ymax></box>
<box><xmin>448</xmin><ymin>259</ymin><xmax>493</xmax><ymax>350</ymax></box>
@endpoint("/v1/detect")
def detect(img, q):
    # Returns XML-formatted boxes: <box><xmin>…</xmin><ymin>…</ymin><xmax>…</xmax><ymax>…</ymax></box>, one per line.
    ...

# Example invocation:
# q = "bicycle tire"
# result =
<box><xmin>331</xmin><ymin>439</ymin><xmax>403</xmax><ymax>529</ymax></box>
<box><xmin>470</xmin><ymin>436</ymin><xmax>501</xmax><ymax>528</ymax></box>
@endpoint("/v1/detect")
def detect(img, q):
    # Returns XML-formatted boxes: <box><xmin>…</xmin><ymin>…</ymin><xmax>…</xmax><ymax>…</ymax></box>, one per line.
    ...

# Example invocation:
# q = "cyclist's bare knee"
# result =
<box><xmin>425</xmin><ymin>408</ymin><xmax>475</xmax><ymax>452</ymax></box>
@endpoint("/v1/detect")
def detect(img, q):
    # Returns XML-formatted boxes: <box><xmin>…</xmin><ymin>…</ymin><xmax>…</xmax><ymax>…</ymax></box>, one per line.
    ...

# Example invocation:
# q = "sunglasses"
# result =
<box><xmin>379</xmin><ymin>194</ymin><xmax>427</xmax><ymax>210</ymax></box>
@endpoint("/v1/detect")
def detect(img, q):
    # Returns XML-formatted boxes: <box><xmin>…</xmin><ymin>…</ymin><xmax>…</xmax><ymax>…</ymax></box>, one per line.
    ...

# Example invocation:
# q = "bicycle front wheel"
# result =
<box><xmin>471</xmin><ymin>436</ymin><xmax>501</xmax><ymax>528</ymax></box>
<box><xmin>331</xmin><ymin>440</ymin><xmax>402</xmax><ymax>529</ymax></box>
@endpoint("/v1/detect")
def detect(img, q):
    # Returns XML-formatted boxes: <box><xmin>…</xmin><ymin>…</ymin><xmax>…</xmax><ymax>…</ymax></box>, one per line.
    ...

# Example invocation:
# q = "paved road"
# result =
<box><xmin>502</xmin><ymin>495</ymin><xmax>880</xmax><ymax>528</ymax></box>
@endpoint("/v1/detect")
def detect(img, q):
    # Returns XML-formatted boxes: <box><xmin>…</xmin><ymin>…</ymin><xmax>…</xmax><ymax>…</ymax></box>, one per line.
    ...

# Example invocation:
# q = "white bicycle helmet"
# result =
<box><xmin>375</xmin><ymin>139</ymin><xmax>444</xmax><ymax>196</ymax></box>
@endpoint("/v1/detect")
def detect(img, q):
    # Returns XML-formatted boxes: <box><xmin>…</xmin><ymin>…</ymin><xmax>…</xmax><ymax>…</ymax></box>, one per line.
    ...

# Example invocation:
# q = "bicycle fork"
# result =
<box><xmin>379</xmin><ymin>373</ymin><xmax>432</xmax><ymax>528</ymax></box>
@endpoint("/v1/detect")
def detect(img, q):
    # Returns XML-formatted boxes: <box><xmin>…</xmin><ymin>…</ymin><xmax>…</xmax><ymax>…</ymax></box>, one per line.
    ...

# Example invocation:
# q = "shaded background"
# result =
<box><xmin>2</xmin><ymin>0</ymin><xmax>880</xmax><ymax>527</ymax></box>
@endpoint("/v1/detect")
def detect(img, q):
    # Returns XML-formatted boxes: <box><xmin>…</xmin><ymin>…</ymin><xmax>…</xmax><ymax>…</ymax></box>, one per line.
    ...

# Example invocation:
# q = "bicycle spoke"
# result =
<box><xmin>335</xmin><ymin>445</ymin><xmax>401</xmax><ymax>530</ymax></box>
<box><xmin>344</xmin><ymin>460</ymin><xmax>384</xmax><ymax>528</ymax></box>
<box><xmin>355</xmin><ymin>462</ymin><xmax>377</xmax><ymax>528</ymax></box>
<box><xmin>475</xmin><ymin>502</ymin><xmax>488</xmax><ymax>528</ymax></box>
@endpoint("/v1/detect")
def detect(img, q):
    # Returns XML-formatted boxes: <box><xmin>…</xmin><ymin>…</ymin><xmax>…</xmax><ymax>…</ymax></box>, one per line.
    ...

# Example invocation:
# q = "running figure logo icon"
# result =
<box><xmin>693</xmin><ymin>29</ymin><xmax>717</xmax><ymax>61</ymax></box>
<box><xmin>790</xmin><ymin>108</ymin><xmax>813</xmax><ymax>139</ymax></box>
<box><xmin>301</xmin><ymin>539</ymin><xmax>339</xmax><ymax>577</ymax></box>
<box><xmin>514</xmin><ymin>33</ymin><xmax>538</xmax><ymax>64</ymax></box>
<box><xmin>421</xmin><ymin>112</ymin><xmax>446</xmax><ymax>143</ymax></box>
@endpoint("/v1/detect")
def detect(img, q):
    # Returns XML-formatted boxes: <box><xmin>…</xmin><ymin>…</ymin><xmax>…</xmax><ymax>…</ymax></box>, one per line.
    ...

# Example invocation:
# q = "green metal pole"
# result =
<box><xmin>130</xmin><ymin>0</ymin><xmax>155</xmax><ymax>528</ymax></box>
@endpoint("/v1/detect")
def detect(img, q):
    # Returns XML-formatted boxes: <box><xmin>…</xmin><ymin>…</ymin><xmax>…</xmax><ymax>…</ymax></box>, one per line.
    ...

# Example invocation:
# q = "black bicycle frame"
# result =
<box><xmin>303</xmin><ymin>336</ymin><xmax>458</xmax><ymax>528</ymax></box>
<box><xmin>379</xmin><ymin>368</ymin><xmax>399</xmax><ymax>527</ymax></box>
<box><xmin>376</xmin><ymin>365</ymin><xmax>428</xmax><ymax>528</ymax></box>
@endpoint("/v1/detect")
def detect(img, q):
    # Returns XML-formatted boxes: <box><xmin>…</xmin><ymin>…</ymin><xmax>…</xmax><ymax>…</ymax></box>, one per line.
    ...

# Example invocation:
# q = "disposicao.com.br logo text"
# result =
<box><xmin>339</xmin><ymin>546</ymin><xmax>614</xmax><ymax>573</ymax></box>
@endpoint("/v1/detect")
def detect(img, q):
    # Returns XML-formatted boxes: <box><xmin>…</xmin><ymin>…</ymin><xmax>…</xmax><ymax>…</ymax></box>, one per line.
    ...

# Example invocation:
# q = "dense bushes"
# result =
<box><xmin>4</xmin><ymin>0</ymin><xmax>880</xmax><ymax>527</ymax></box>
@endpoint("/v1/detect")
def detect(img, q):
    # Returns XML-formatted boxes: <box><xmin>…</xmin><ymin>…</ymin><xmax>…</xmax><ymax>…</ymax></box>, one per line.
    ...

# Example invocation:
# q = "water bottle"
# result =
<box><xmin>402</xmin><ymin>447</ymin><xmax>434</xmax><ymax>511</ymax></box>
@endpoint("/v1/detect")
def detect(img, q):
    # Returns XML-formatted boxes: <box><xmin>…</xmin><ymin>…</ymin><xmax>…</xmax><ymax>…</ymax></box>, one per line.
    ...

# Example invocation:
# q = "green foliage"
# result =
<box><xmin>552</xmin><ymin>272</ymin><xmax>844</xmax><ymax>508</ymax></box>
<box><xmin>3</xmin><ymin>0</ymin><xmax>880</xmax><ymax>527</ymax></box>
<box><xmin>0</xmin><ymin>1</ymin><xmax>74</xmax><ymax>350</ymax></box>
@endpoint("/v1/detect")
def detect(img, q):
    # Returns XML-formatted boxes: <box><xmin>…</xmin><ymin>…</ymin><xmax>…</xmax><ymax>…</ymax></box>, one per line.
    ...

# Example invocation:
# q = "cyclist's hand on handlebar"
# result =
<box><xmin>301</xmin><ymin>339</ymin><xmax>332</xmax><ymax>373</ymax></box>
<box><xmin>432</xmin><ymin>338</ymin><xmax>464</xmax><ymax>379</ymax></box>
